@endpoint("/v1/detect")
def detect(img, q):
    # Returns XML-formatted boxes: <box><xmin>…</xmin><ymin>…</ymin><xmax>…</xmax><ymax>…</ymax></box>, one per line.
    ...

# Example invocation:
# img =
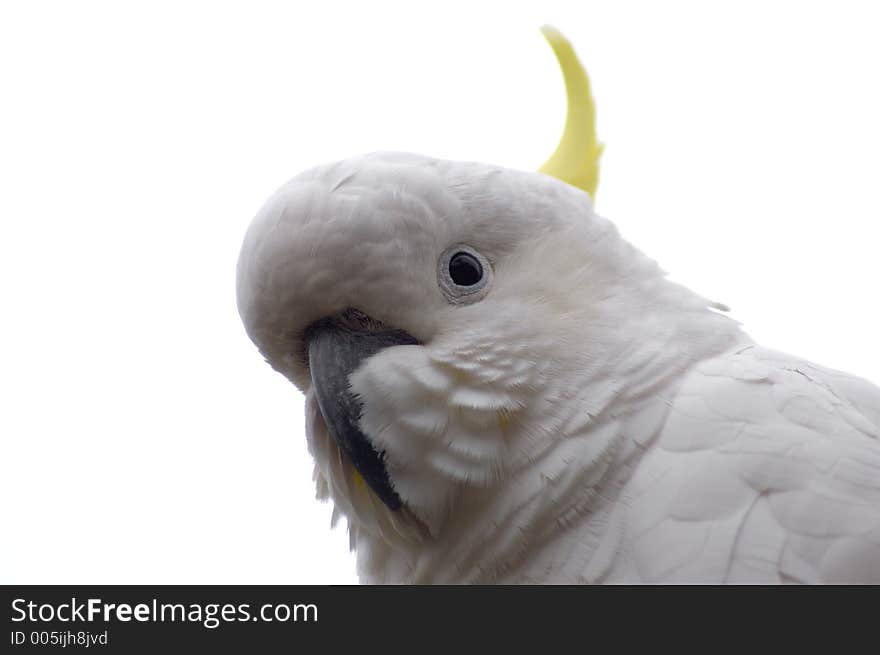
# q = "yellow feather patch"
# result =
<box><xmin>352</xmin><ymin>469</ymin><xmax>367</xmax><ymax>493</ymax></box>
<box><xmin>538</xmin><ymin>25</ymin><xmax>604</xmax><ymax>199</ymax></box>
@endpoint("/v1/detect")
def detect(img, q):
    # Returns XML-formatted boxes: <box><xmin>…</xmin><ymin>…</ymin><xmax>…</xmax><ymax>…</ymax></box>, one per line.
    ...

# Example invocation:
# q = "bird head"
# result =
<box><xmin>235</xmin><ymin>28</ymin><xmax>734</xmax><ymax>549</ymax></box>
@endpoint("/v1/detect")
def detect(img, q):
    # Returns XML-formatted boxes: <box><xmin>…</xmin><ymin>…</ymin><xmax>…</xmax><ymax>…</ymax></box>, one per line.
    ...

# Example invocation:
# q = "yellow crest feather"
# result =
<box><xmin>538</xmin><ymin>25</ymin><xmax>603</xmax><ymax>199</ymax></box>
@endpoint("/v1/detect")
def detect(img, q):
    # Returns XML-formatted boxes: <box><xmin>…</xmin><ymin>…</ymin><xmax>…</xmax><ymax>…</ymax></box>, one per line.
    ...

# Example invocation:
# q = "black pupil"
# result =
<box><xmin>448</xmin><ymin>252</ymin><xmax>483</xmax><ymax>286</ymax></box>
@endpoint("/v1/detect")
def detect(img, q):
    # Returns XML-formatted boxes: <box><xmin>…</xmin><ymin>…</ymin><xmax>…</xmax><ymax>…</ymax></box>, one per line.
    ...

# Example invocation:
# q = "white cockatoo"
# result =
<box><xmin>236</xmin><ymin>27</ymin><xmax>880</xmax><ymax>583</ymax></box>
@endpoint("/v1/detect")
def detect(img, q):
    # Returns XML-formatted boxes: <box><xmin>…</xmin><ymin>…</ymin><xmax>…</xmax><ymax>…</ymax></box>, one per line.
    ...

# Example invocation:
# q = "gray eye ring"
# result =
<box><xmin>437</xmin><ymin>244</ymin><xmax>493</xmax><ymax>304</ymax></box>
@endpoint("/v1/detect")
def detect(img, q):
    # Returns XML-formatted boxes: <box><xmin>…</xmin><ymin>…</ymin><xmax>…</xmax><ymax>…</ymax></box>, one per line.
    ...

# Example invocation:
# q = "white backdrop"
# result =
<box><xmin>1</xmin><ymin>1</ymin><xmax>877</xmax><ymax>584</ymax></box>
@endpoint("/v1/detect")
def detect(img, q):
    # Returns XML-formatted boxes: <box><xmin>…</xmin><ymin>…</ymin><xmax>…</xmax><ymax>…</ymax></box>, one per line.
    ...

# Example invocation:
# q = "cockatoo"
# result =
<box><xmin>236</xmin><ymin>27</ymin><xmax>880</xmax><ymax>583</ymax></box>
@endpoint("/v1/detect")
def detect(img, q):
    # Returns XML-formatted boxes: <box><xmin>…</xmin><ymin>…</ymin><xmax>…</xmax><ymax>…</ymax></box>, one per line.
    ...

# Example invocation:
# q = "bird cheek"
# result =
<box><xmin>348</xmin><ymin>348</ymin><xmax>459</xmax><ymax>532</ymax></box>
<box><xmin>349</xmin><ymin>344</ymin><xmax>518</xmax><ymax>532</ymax></box>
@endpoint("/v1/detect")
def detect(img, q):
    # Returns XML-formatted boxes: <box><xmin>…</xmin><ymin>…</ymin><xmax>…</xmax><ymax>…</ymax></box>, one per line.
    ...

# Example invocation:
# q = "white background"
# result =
<box><xmin>1</xmin><ymin>1</ymin><xmax>877</xmax><ymax>584</ymax></box>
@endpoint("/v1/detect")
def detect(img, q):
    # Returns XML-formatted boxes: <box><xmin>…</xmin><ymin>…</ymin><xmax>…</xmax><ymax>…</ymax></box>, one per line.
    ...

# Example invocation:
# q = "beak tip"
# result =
<box><xmin>306</xmin><ymin>310</ymin><xmax>417</xmax><ymax>512</ymax></box>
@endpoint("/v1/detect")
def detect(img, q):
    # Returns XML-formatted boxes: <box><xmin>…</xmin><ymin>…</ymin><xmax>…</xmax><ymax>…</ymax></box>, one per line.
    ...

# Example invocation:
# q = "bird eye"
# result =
<box><xmin>448</xmin><ymin>252</ymin><xmax>483</xmax><ymax>286</ymax></box>
<box><xmin>438</xmin><ymin>245</ymin><xmax>492</xmax><ymax>304</ymax></box>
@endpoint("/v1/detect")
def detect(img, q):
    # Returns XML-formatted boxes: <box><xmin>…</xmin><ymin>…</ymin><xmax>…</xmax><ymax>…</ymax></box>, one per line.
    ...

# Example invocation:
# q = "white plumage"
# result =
<box><xmin>237</xmin><ymin>152</ymin><xmax>880</xmax><ymax>583</ymax></box>
<box><xmin>562</xmin><ymin>345</ymin><xmax>880</xmax><ymax>583</ymax></box>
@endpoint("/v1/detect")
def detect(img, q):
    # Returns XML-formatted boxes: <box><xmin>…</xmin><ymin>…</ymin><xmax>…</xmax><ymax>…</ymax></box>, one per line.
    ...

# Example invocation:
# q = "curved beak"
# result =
<box><xmin>305</xmin><ymin>309</ymin><xmax>419</xmax><ymax>511</ymax></box>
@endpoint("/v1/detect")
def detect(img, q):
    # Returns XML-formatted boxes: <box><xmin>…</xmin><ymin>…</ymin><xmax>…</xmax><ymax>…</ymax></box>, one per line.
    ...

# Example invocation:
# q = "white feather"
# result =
<box><xmin>237</xmin><ymin>152</ymin><xmax>880</xmax><ymax>583</ymax></box>
<box><xmin>609</xmin><ymin>346</ymin><xmax>880</xmax><ymax>583</ymax></box>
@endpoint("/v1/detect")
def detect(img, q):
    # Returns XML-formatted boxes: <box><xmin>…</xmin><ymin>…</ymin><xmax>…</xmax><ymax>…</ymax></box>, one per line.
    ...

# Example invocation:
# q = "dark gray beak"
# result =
<box><xmin>305</xmin><ymin>309</ymin><xmax>419</xmax><ymax>511</ymax></box>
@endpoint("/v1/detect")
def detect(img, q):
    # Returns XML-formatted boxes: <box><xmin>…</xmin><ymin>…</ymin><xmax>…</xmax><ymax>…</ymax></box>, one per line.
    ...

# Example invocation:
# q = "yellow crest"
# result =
<box><xmin>538</xmin><ymin>25</ymin><xmax>603</xmax><ymax>199</ymax></box>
